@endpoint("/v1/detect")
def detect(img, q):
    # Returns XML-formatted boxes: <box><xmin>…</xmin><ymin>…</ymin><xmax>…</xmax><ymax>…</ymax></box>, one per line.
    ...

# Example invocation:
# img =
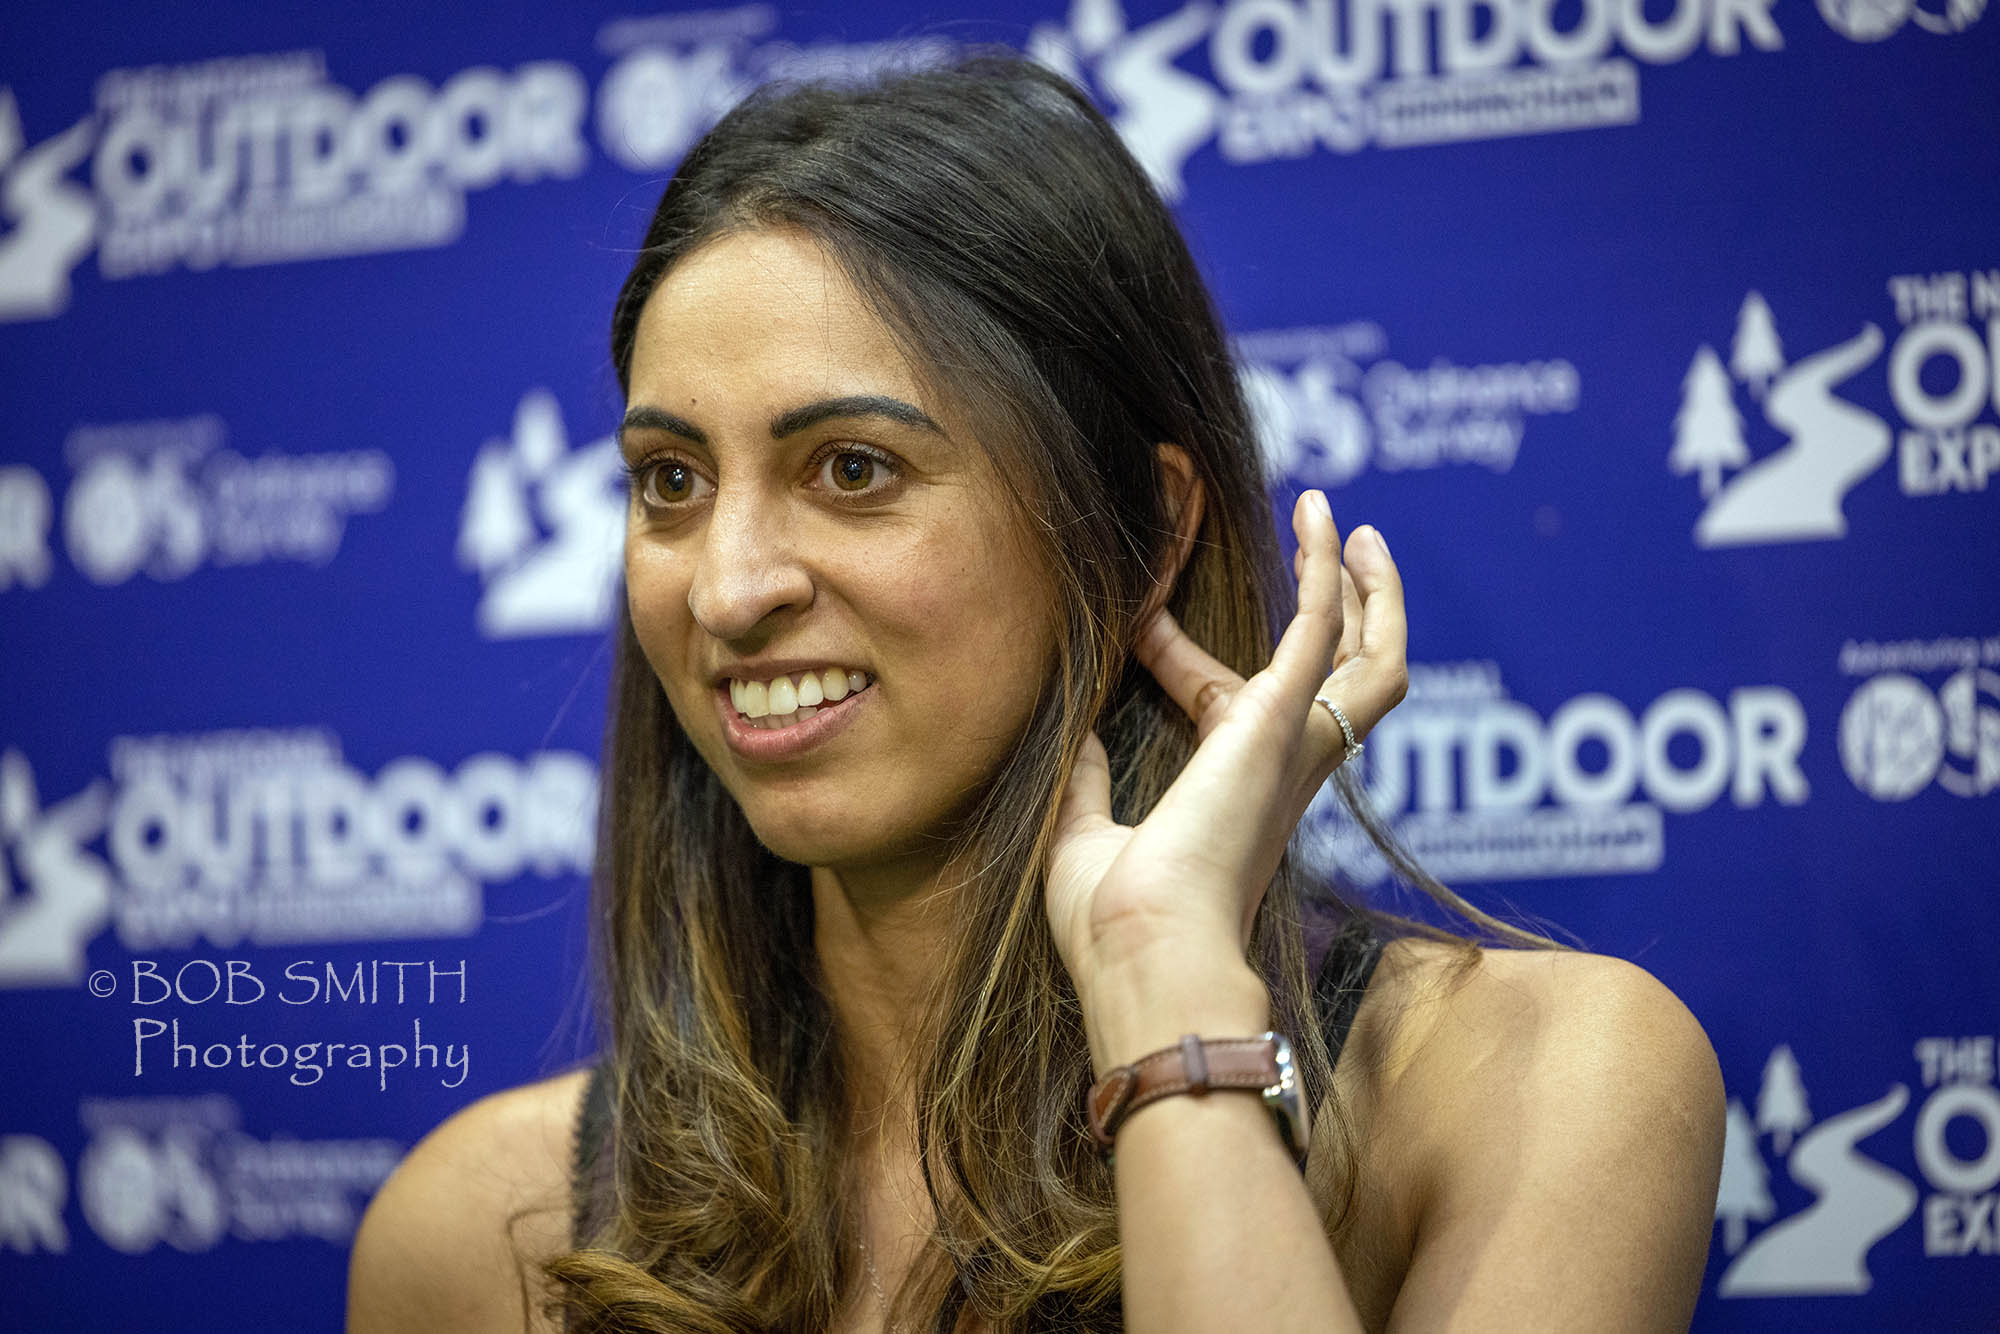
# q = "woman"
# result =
<box><xmin>348</xmin><ymin>51</ymin><xmax>1724</xmax><ymax>1334</ymax></box>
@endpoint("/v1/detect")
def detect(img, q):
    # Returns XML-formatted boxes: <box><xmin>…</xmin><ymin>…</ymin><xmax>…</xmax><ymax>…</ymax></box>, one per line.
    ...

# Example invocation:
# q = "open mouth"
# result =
<box><xmin>727</xmin><ymin>669</ymin><xmax>874</xmax><ymax>731</ymax></box>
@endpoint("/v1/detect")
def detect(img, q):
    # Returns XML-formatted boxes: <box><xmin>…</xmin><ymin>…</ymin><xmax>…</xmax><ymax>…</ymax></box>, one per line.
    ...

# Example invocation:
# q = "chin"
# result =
<box><xmin>744</xmin><ymin>801</ymin><xmax>958</xmax><ymax>877</ymax></box>
<box><xmin>737</xmin><ymin>806</ymin><xmax>901</xmax><ymax>869</ymax></box>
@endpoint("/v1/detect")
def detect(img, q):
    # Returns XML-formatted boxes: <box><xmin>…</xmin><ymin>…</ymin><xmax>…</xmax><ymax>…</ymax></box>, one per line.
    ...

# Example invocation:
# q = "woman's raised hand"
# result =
<box><xmin>1043</xmin><ymin>491</ymin><xmax>1408</xmax><ymax>1061</ymax></box>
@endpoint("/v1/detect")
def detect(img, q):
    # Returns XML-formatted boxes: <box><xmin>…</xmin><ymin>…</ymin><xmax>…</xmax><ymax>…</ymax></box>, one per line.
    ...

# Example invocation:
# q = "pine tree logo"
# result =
<box><xmin>1716</xmin><ymin>1100</ymin><xmax>1773</xmax><ymax>1253</ymax></box>
<box><xmin>1729</xmin><ymin>292</ymin><xmax>1785</xmax><ymax>398</ymax></box>
<box><xmin>1712</xmin><ymin>1045</ymin><xmax>1918</xmax><ymax>1296</ymax></box>
<box><xmin>1669</xmin><ymin>346</ymin><xmax>1748</xmax><ymax>498</ymax></box>
<box><xmin>1756</xmin><ymin>1043</ymin><xmax>1812</xmax><ymax>1152</ymax></box>
<box><xmin>1669</xmin><ymin>291</ymin><xmax>1891</xmax><ymax>547</ymax></box>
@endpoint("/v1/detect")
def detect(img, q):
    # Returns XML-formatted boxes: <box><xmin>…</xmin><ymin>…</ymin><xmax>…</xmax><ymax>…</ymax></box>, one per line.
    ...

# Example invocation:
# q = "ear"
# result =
<box><xmin>1138</xmin><ymin>442</ymin><xmax>1206</xmax><ymax>627</ymax></box>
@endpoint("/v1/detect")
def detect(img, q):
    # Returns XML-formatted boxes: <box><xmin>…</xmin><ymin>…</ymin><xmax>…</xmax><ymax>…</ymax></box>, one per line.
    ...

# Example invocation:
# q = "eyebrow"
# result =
<box><xmin>618</xmin><ymin>394</ymin><xmax>945</xmax><ymax>450</ymax></box>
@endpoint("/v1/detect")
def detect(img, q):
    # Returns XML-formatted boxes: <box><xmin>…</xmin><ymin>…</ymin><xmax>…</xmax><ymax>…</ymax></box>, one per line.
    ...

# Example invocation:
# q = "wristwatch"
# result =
<box><xmin>1086</xmin><ymin>1032</ymin><xmax>1310</xmax><ymax>1166</ymax></box>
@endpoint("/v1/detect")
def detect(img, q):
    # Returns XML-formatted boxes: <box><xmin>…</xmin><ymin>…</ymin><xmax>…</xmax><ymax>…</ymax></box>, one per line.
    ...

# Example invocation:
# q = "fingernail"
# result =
<box><xmin>1310</xmin><ymin>490</ymin><xmax>1332</xmax><ymax>520</ymax></box>
<box><xmin>1367</xmin><ymin>525</ymin><xmax>1389</xmax><ymax>558</ymax></box>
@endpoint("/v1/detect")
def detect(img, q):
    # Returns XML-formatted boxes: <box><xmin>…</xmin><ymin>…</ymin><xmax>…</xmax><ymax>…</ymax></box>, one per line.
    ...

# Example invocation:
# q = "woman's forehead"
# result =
<box><xmin>629</xmin><ymin>228</ymin><xmax>929</xmax><ymax>410</ymax></box>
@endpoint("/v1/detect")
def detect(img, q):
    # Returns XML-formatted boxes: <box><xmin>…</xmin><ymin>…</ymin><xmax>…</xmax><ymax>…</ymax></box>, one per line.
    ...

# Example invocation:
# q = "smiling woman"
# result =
<box><xmin>346</xmin><ymin>48</ymin><xmax>1723</xmax><ymax>1334</ymax></box>
<box><xmin>619</xmin><ymin>227</ymin><xmax>1064</xmax><ymax>872</ymax></box>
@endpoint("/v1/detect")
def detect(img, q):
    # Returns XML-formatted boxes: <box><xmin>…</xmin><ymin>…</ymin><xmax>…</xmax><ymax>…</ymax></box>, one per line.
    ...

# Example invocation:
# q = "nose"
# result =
<box><xmin>685</xmin><ymin>485</ymin><xmax>814</xmax><ymax>639</ymax></box>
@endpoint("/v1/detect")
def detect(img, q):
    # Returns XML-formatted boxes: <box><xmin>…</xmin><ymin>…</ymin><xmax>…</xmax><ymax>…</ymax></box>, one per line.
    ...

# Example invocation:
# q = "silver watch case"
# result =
<box><xmin>1261</xmin><ymin>1031</ymin><xmax>1311</xmax><ymax>1165</ymax></box>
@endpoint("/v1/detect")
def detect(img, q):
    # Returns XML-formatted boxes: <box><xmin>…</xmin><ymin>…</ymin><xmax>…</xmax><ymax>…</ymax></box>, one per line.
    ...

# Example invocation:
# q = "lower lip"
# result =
<box><xmin>717</xmin><ymin>682</ymin><xmax>872</xmax><ymax>761</ymax></box>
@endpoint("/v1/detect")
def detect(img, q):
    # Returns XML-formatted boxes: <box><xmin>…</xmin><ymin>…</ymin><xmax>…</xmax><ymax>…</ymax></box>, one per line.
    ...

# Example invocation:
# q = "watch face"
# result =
<box><xmin>1262</xmin><ymin>1032</ymin><xmax>1310</xmax><ymax>1163</ymax></box>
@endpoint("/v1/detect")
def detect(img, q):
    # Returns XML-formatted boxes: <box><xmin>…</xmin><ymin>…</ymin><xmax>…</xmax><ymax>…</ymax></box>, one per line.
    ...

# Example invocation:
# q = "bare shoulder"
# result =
<box><xmin>1369</xmin><ymin>936</ymin><xmax>1723</xmax><ymax>1099</ymax></box>
<box><xmin>1347</xmin><ymin>938</ymin><xmax>1726</xmax><ymax>1329</ymax></box>
<box><xmin>347</xmin><ymin>1067</ymin><xmax>594</xmax><ymax>1334</ymax></box>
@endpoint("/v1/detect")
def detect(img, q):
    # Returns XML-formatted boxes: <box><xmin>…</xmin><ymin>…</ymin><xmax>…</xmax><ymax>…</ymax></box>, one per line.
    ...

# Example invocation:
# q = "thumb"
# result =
<box><xmin>1053</xmin><ymin>730</ymin><xmax>1113</xmax><ymax>839</ymax></box>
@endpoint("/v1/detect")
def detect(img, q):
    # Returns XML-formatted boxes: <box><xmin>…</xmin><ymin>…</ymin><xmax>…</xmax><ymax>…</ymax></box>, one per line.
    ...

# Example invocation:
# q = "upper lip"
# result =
<box><xmin>710</xmin><ymin>657</ymin><xmax>866</xmax><ymax>687</ymax></box>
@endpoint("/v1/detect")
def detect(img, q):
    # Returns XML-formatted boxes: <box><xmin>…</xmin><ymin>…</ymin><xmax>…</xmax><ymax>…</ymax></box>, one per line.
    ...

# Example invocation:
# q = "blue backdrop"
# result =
<box><xmin>3</xmin><ymin>2</ymin><xmax>1996</xmax><ymax>1328</ymax></box>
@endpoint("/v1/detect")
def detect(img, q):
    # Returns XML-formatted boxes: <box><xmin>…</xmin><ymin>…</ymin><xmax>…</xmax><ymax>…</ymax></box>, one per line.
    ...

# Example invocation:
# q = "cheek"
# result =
<box><xmin>623</xmin><ymin>543</ymin><xmax>695</xmax><ymax>693</ymax></box>
<box><xmin>883</xmin><ymin>517</ymin><xmax>1058</xmax><ymax>702</ymax></box>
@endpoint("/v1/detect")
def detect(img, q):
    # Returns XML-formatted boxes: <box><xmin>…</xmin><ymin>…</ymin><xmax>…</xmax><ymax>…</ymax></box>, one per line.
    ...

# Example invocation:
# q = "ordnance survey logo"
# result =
<box><xmin>1671</xmin><ymin>271</ymin><xmax>2000</xmax><ymax>547</ymax></box>
<box><xmin>0</xmin><ymin>1097</ymin><xmax>402</xmax><ymax>1254</ymax></box>
<box><xmin>0</xmin><ymin>733</ymin><xmax>595</xmax><ymax>989</ymax></box>
<box><xmin>1239</xmin><ymin>322</ymin><xmax>1578</xmax><ymax>486</ymax></box>
<box><xmin>1713</xmin><ymin>1037</ymin><xmax>2000</xmax><ymax>1296</ymax></box>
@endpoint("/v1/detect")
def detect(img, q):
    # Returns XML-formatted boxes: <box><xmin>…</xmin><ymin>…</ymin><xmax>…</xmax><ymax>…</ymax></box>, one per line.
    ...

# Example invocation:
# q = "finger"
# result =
<box><xmin>1133</xmin><ymin>607</ymin><xmax>1245</xmax><ymax>737</ymax></box>
<box><xmin>1345</xmin><ymin>524</ymin><xmax>1407</xmax><ymax>667</ymax></box>
<box><xmin>1267</xmin><ymin>490</ymin><xmax>1346</xmax><ymax>701</ymax></box>
<box><xmin>1053</xmin><ymin>730</ymin><xmax>1113</xmax><ymax>837</ymax></box>
<box><xmin>1334</xmin><ymin>561</ymin><xmax>1362</xmax><ymax>667</ymax></box>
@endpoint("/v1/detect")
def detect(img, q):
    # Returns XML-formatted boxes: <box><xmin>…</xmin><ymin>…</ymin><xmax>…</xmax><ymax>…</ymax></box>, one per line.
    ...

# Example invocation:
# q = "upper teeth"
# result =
<box><xmin>730</xmin><ymin>669</ymin><xmax>871</xmax><ymax>718</ymax></box>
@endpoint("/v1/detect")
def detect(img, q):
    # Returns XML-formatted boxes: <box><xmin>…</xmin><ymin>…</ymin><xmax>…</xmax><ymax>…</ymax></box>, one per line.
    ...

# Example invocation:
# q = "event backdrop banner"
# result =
<box><xmin>2</xmin><ymin>1</ymin><xmax>1996</xmax><ymax>1329</ymax></box>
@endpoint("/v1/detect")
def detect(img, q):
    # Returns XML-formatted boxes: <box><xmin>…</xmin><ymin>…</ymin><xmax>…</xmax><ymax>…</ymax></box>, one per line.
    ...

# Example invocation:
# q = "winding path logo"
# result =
<box><xmin>1715</xmin><ymin>1045</ymin><xmax>1918</xmax><ymax>1295</ymax></box>
<box><xmin>1672</xmin><ymin>292</ymin><xmax>1892</xmax><ymax>547</ymax></box>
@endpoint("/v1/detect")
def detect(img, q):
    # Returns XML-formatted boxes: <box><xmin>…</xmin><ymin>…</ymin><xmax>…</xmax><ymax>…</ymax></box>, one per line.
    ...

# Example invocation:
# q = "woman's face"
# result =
<box><xmin>622</xmin><ymin>226</ymin><xmax>1060</xmax><ymax>876</ymax></box>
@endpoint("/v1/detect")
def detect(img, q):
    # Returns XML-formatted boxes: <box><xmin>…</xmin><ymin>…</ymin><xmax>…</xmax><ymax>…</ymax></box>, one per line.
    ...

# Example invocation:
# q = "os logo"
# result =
<box><xmin>78</xmin><ymin>1126</ymin><xmax>222</xmax><ymax>1254</ymax></box>
<box><xmin>1840</xmin><ymin>669</ymin><xmax>2000</xmax><ymax>800</ymax></box>
<box><xmin>63</xmin><ymin>450</ymin><xmax>205</xmax><ymax>585</ymax></box>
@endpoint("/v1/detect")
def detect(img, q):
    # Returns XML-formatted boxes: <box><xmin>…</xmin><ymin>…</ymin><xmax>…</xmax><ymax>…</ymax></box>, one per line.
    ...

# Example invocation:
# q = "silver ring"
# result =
<box><xmin>1313</xmin><ymin>695</ymin><xmax>1364</xmax><ymax>765</ymax></box>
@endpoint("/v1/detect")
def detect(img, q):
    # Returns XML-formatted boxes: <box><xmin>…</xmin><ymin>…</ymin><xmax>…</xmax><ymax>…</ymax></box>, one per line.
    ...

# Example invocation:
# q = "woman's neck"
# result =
<box><xmin>810</xmin><ymin>859</ymin><xmax>955</xmax><ymax>1154</ymax></box>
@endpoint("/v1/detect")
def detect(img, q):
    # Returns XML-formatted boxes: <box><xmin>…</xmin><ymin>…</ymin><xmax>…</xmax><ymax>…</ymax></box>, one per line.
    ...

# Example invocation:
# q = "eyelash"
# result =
<box><xmin>621</xmin><ymin>443</ymin><xmax>903</xmax><ymax>511</ymax></box>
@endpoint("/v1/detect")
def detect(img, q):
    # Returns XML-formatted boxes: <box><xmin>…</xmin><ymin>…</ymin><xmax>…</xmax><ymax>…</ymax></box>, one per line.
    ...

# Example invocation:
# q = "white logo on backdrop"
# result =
<box><xmin>458</xmin><ymin>390</ymin><xmax>625</xmax><ymax>639</ymax></box>
<box><xmin>1672</xmin><ymin>292</ymin><xmax>1892</xmax><ymax>546</ymax></box>
<box><xmin>0</xmin><ymin>88</ymin><xmax>96</xmax><ymax>322</ymax></box>
<box><xmin>58</xmin><ymin>414</ymin><xmax>392</xmax><ymax>585</ymax></box>
<box><xmin>1715</xmin><ymin>1045</ymin><xmax>1918</xmax><ymax>1296</ymax></box>
<box><xmin>596</xmin><ymin>44</ymin><xmax>742</xmax><ymax>172</ymax></box>
<box><xmin>1300</xmin><ymin>661</ymin><xmax>1808</xmax><ymax>885</ymax></box>
<box><xmin>81</xmin><ymin>1125</ymin><xmax>225</xmax><ymax>1255</ymax></box>
<box><xmin>0</xmin><ymin>731</ymin><xmax>596</xmax><ymax>986</ymax></box>
<box><xmin>0</xmin><ymin>1135</ymin><xmax>69</xmax><ymax>1254</ymax></box>
<box><xmin>1836</xmin><ymin>635</ymin><xmax>2000</xmax><ymax>802</ymax></box>
<box><xmin>1817</xmin><ymin>0</ymin><xmax>1985</xmax><ymax>40</ymax></box>
<box><xmin>0</xmin><ymin>750</ymin><xmax>113</xmax><ymax>989</ymax></box>
<box><xmin>1716</xmin><ymin>1036</ymin><xmax>2000</xmax><ymax>1292</ymax></box>
<box><xmin>1029</xmin><ymin>0</ymin><xmax>1783</xmax><ymax>195</ymax></box>
<box><xmin>1675</xmin><ymin>274</ymin><xmax>2000</xmax><ymax>545</ymax></box>
<box><xmin>0</xmin><ymin>465</ymin><xmax>55</xmax><ymax>590</ymax></box>
<box><xmin>1030</xmin><ymin>0</ymin><xmax>1221</xmax><ymax>199</ymax></box>
<box><xmin>0</xmin><ymin>53</ymin><xmax>589</xmax><ymax>322</ymax></box>
<box><xmin>62</xmin><ymin>1098</ymin><xmax>400</xmax><ymax>1252</ymax></box>
<box><xmin>593</xmin><ymin>8</ymin><xmax>951</xmax><ymax>172</ymax></box>
<box><xmin>1240</xmin><ymin>323</ymin><xmax>1578</xmax><ymax>486</ymax></box>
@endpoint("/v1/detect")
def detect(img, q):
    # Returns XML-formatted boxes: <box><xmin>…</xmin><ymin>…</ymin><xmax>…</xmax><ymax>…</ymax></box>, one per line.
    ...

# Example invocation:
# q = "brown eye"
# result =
<box><xmin>636</xmin><ymin>460</ymin><xmax>706</xmax><ymax>508</ymax></box>
<box><xmin>828</xmin><ymin>451</ymin><xmax>875</xmax><ymax>492</ymax></box>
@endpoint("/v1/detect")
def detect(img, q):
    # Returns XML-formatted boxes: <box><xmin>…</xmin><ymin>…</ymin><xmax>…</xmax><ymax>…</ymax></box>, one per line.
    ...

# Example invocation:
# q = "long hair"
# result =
<box><xmin>540</xmin><ymin>49</ymin><xmax>1550</xmax><ymax>1333</ymax></box>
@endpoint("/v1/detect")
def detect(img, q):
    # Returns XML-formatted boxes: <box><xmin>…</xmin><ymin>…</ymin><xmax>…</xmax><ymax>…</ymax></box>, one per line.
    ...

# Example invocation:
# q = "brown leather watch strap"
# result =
<box><xmin>1087</xmin><ymin>1034</ymin><xmax>1281</xmax><ymax>1152</ymax></box>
